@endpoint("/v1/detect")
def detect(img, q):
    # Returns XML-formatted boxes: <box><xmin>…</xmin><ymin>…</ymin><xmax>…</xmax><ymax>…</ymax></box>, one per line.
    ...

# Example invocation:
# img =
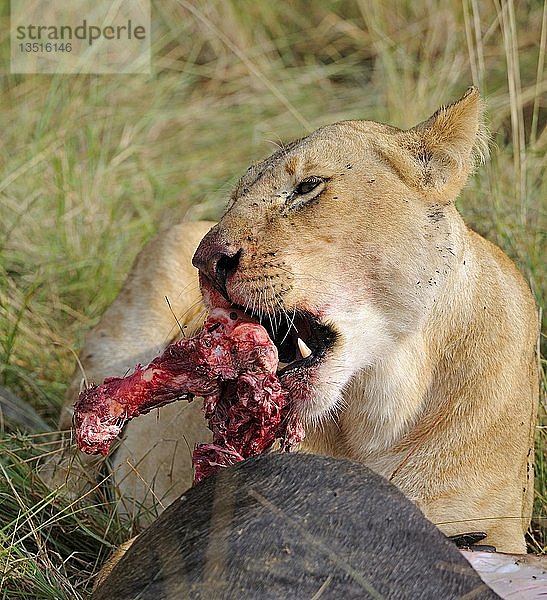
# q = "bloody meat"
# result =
<box><xmin>73</xmin><ymin>308</ymin><xmax>304</xmax><ymax>483</ymax></box>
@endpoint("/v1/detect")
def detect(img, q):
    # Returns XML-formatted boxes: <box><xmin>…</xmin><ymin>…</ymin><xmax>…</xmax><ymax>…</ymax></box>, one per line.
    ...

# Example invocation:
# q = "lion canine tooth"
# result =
<box><xmin>297</xmin><ymin>337</ymin><xmax>312</xmax><ymax>359</ymax></box>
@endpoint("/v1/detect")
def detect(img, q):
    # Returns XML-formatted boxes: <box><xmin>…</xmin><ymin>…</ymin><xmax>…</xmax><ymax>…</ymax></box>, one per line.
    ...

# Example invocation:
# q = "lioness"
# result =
<box><xmin>57</xmin><ymin>88</ymin><xmax>538</xmax><ymax>553</ymax></box>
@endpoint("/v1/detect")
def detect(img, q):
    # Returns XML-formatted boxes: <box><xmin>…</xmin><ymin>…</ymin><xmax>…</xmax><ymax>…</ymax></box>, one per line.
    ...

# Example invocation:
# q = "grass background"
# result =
<box><xmin>0</xmin><ymin>0</ymin><xmax>545</xmax><ymax>597</ymax></box>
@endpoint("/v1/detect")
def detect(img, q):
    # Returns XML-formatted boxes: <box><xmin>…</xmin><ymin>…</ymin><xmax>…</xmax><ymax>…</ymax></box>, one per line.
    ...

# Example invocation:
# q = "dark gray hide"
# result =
<box><xmin>93</xmin><ymin>453</ymin><xmax>500</xmax><ymax>600</ymax></box>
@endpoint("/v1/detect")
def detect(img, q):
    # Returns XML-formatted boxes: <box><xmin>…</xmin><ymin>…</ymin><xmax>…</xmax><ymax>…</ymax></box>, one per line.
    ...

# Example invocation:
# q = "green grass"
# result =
<box><xmin>0</xmin><ymin>1</ymin><xmax>545</xmax><ymax>596</ymax></box>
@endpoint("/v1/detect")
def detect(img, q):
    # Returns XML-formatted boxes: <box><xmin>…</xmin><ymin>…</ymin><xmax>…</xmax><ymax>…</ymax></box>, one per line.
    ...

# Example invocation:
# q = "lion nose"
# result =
<box><xmin>192</xmin><ymin>232</ymin><xmax>242</xmax><ymax>299</ymax></box>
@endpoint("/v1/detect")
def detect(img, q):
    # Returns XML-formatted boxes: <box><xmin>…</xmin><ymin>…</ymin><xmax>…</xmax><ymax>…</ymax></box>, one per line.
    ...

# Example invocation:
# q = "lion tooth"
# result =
<box><xmin>297</xmin><ymin>337</ymin><xmax>312</xmax><ymax>359</ymax></box>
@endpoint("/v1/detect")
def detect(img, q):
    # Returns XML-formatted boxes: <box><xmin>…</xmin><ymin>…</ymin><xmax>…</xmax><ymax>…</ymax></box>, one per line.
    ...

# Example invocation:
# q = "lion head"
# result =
<box><xmin>193</xmin><ymin>88</ymin><xmax>487</xmax><ymax>425</ymax></box>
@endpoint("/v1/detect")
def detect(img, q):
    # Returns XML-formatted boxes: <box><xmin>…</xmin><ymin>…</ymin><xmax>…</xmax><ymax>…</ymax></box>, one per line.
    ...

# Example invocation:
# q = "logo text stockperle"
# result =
<box><xmin>16</xmin><ymin>19</ymin><xmax>146</xmax><ymax>46</ymax></box>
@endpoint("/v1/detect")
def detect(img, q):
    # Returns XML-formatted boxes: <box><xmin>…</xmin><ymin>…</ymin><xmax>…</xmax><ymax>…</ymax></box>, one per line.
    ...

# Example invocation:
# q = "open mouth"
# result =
<box><xmin>231</xmin><ymin>306</ymin><xmax>338</xmax><ymax>376</ymax></box>
<box><xmin>197</xmin><ymin>273</ymin><xmax>337</xmax><ymax>377</ymax></box>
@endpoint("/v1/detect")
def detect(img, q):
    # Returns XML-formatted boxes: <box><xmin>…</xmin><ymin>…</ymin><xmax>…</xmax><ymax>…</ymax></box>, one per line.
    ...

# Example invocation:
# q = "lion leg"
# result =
<box><xmin>46</xmin><ymin>221</ymin><xmax>214</xmax><ymax>523</ymax></box>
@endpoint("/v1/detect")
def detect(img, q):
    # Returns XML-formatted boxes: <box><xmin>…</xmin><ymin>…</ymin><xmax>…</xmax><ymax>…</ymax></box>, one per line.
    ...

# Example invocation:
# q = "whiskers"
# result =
<box><xmin>163</xmin><ymin>282</ymin><xmax>207</xmax><ymax>345</ymax></box>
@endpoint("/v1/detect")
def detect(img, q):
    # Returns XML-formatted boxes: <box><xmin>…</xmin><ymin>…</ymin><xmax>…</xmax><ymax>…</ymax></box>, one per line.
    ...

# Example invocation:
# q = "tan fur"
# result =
<box><xmin>56</xmin><ymin>88</ymin><xmax>538</xmax><ymax>553</ymax></box>
<box><xmin>93</xmin><ymin>537</ymin><xmax>137</xmax><ymax>591</ymax></box>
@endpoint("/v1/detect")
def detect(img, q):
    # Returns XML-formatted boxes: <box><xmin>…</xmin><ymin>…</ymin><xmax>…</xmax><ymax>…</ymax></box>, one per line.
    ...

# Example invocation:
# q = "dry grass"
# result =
<box><xmin>0</xmin><ymin>1</ymin><xmax>545</xmax><ymax>596</ymax></box>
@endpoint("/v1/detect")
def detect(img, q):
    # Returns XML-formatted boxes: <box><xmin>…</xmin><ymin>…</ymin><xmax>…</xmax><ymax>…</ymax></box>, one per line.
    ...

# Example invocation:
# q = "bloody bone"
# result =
<box><xmin>73</xmin><ymin>308</ymin><xmax>304</xmax><ymax>482</ymax></box>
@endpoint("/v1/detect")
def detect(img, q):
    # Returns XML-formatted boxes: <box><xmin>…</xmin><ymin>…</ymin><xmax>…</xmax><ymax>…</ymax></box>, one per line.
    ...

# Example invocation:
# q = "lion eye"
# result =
<box><xmin>295</xmin><ymin>177</ymin><xmax>323</xmax><ymax>195</ymax></box>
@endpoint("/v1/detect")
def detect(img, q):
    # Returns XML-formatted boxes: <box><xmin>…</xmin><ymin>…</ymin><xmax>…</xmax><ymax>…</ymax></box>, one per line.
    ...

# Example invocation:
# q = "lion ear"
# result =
<box><xmin>382</xmin><ymin>87</ymin><xmax>488</xmax><ymax>203</ymax></box>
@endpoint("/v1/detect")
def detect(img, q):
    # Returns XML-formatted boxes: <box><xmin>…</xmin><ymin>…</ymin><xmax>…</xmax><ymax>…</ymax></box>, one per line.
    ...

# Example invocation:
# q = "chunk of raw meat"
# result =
<box><xmin>73</xmin><ymin>308</ymin><xmax>304</xmax><ymax>482</ymax></box>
